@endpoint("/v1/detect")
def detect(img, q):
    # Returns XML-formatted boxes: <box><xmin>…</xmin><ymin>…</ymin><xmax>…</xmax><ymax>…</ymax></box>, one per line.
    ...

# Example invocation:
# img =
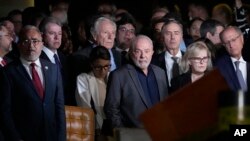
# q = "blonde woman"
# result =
<box><xmin>171</xmin><ymin>41</ymin><xmax>213</xmax><ymax>92</ymax></box>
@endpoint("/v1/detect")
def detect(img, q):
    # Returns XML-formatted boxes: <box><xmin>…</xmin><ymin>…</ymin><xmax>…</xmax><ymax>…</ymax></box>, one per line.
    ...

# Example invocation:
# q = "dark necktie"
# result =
<box><xmin>121</xmin><ymin>51</ymin><xmax>127</xmax><ymax>57</ymax></box>
<box><xmin>54</xmin><ymin>54</ymin><xmax>61</xmax><ymax>68</ymax></box>
<box><xmin>234</xmin><ymin>61</ymin><xmax>247</xmax><ymax>91</ymax></box>
<box><xmin>30</xmin><ymin>63</ymin><xmax>44</xmax><ymax>100</ymax></box>
<box><xmin>1</xmin><ymin>59</ymin><xmax>7</xmax><ymax>66</ymax></box>
<box><xmin>172</xmin><ymin>57</ymin><xmax>179</xmax><ymax>78</ymax></box>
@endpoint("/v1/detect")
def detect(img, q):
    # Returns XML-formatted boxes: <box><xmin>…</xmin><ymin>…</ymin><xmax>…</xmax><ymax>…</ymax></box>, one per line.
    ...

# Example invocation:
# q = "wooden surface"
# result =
<box><xmin>140</xmin><ymin>69</ymin><xmax>231</xmax><ymax>141</ymax></box>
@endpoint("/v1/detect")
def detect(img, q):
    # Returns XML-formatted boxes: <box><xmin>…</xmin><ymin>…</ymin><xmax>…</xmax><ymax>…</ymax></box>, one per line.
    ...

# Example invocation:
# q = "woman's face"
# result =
<box><xmin>91</xmin><ymin>58</ymin><xmax>111</xmax><ymax>79</ymax></box>
<box><xmin>189</xmin><ymin>20</ymin><xmax>203</xmax><ymax>40</ymax></box>
<box><xmin>188</xmin><ymin>49</ymin><xmax>209</xmax><ymax>74</ymax></box>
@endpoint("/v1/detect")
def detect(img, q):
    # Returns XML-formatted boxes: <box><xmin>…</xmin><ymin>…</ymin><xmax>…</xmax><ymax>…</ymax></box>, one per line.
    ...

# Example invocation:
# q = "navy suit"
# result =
<box><xmin>0</xmin><ymin>59</ymin><xmax>66</xmax><ymax>141</ymax></box>
<box><xmin>40</xmin><ymin>51</ymin><xmax>72</xmax><ymax>105</ymax></box>
<box><xmin>215</xmin><ymin>54</ymin><xmax>250</xmax><ymax>92</ymax></box>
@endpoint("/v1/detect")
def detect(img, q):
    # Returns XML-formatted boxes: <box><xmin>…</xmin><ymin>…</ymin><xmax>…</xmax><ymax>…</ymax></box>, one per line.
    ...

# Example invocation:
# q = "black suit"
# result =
<box><xmin>171</xmin><ymin>72</ymin><xmax>192</xmax><ymax>93</ymax></box>
<box><xmin>0</xmin><ymin>59</ymin><xmax>66</xmax><ymax>141</ymax></box>
<box><xmin>152</xmin><ymin>51</ymin><xmax>185</xmax><ymax>93</ymax></box>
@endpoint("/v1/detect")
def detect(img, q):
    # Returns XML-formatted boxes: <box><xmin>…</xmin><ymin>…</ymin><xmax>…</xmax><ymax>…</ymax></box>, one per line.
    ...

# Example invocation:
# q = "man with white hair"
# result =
<box><xmin>104</xmin><ymin>35</ymin><xmax>168</xmax><ymax>132</ymax></box>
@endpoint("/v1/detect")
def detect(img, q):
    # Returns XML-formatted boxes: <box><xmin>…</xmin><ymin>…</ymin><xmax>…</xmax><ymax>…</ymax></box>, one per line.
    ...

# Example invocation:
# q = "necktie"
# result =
<box><xmin>235</xmin><ymin>61</ymin><xmax>247</xmax><ymax>91</ymax></box>
<box><xmin>1</xmin><ymin>59</ymin><xmax>7</xmax><ymax>66</ymax></box>
<box><xmin>54</xmin><ymin>54</ymin><xmax>61</xmax><ymax>68</ymax></box>
<box><xmin>172</xmin><ymin>57</ymin><xmax>179</xmax><ymax>78</ymax></box>
<box><xmin>30</xmin><ymin>63</ymin><xmax>44</xmax><ymax>100</ymax></box>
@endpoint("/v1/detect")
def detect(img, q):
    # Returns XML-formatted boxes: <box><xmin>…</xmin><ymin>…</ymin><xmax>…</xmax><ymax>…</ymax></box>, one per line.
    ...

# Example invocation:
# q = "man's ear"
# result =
<box><xmin>206</xmin><ymin>32</ymin><xmax>212</xmax><ymax>39</ymax></box>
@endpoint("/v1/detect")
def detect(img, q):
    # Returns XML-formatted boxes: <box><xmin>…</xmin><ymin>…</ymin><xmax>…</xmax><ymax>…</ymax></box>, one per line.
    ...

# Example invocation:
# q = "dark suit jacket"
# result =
<box><xmin>151</xmin><ymin>51</ymin><xmax>185</xmax><ymax>93</ymax></box>
<box><xmin>171</xmin><ymin>72</ymin><xmax>192</xmax><ymax>93</ymax></box>
<box><xmin>40</xmin><ymin>50</ymin><xmax>72</xmax><ymax>105</ymax></box>
<box><xmin>104</xmin><ymin>64</ymin><xmax>168</xmax><ymax>129</ymax></box>
<box><xmin>215</xmin><ymin>54</ymin><xmax>250</xmax><ymax>92</ymax></box>
<box><xmin>0</xmin><ymin>59</ymin><xmax>66</xmax><ymax>141</ymax></box>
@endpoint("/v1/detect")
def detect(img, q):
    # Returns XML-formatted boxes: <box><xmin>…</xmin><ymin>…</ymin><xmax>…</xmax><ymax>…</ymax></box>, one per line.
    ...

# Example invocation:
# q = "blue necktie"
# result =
<box><xmin>54</xmin><ymin>54</ymin><xmax>62</xmax><ymax>68</ymax></box>
<box><xmin>235</xmin><ymin>61</ymin><xmax>247</xmax><ymax>91</ymax></box>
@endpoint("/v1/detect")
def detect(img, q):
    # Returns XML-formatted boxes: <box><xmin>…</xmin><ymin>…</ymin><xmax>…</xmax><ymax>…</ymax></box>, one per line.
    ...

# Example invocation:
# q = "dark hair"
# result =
<box><xmin>200</xmin><ymin>19</ymin><xmax>224</xmax><ymax>38</ymax></box>
<box><xmin>116</xmin><ymin>12</ymin><xmax>137</xmax><ymax>29</ymax></box>
<box><xmin>188</xmin><ymin>17</ymin><xmax>204</xmax><ymax>28</ymax></box>
<box><xmin>89</xmin><ymin>46</ymin><xmax>111</xmax><ymax>63</ymax></box>
<box><xmin>7</xmin><ymin>9</ymin><xmax>22</xmax><ymax>20</ymax></box>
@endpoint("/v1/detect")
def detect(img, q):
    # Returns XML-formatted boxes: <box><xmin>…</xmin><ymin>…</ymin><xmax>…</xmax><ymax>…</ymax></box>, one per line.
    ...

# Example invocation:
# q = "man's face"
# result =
<box><xmin>162</xmin><ymin>22</ymin><xmax>183</xmax><ymax>51</ymax></box>
<box><xmin>221</xmin><ymin>28</ymin><xmax>244</xmax><ymax>59</ymax></box>
<box><xmin>207</xmin><ymin>25</ymin><xmax>224</xmax><ymax>45</ymax></box>
<box><xmin>94</xmin><ymin>20</ymin><xmax>116</xmax><ymax>49</ymax></box>
<box><xmin>43</xmin><ymin>23</ymin><xmax>62</xmax><ymax>51</ymax></box>
<box><xmin>18</xmin><ymin>29</ymin><xmax>43</xmax><ymax>61</ymax></box>
<box><xmin>0</xmin><ymin>27</ymin><xmax>13</xmax><ymax>54</ymax></box>
<box><xmin>131</xmin><ymin>37</ymin><xmax>154</xmax><ymax>70</ymax></box>
<box><xmin>117</xmin><ymin>23</ymin><xmax>135</xmax><ymax>49</ymax></box>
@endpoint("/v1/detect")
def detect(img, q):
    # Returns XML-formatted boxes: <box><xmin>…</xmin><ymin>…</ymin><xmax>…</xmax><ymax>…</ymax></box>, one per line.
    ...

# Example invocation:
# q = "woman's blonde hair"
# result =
<box><xmin>180</xmin><ymin>41</ymin><xmax>213</xmax><ymax>73</ymax></box>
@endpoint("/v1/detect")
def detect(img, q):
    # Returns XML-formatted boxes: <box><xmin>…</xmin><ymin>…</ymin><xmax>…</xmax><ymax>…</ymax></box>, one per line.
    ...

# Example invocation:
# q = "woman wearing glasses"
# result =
<box><xmin>171</xmin><ymin>41</ymin><xmax>213</xmax><ymax>92</ymax></box>
<box><xmin>75</xmin><ymin>45</ymin><xmax>110</xmax><ymax>140</ymax></box>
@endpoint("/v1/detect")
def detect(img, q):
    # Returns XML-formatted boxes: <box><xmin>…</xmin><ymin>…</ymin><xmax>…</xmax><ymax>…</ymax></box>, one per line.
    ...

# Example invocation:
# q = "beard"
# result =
<box><xmin>132</xmin><ymin>58</ymin><xmax>150</xmax><ymax>70</ymax></box>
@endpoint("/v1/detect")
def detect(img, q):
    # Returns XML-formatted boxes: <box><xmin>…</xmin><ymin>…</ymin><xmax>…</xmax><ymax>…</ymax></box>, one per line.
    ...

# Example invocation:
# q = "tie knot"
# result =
<box><xmin>234</xmin><ymin>61</ymin><xmax>240</xmax><ymax>69</ymax></box>
<box><xmin>1</xmin><ymin>59</ymin><xmax>7</xmax><ymax>66</ymax></box>
<box><xmin>30</xmin><ymin>62</ymin><xmax>36</xmax><ymax>67</ymax></box>
<box><xmin>172</xmin><ymin>57</ymin><xmax>178</xmax><ymax>63</ymax></box>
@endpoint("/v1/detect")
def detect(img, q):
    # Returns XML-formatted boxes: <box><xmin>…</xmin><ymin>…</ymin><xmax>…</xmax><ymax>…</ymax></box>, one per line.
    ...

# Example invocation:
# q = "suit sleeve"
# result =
<box><xmin>75</xmin><ymin>74</ymin><xmax>91</xmax><ymax>108</ymax></box>
<box><xmin>104</xmin><ymin>71</ymin><xmax>124</xmax><ymax>128</ymax></box>
<box><xmin>0</xmin><ymin>69</ymin><xmax>22</xmax><ymax>140</ymax></box>
<box><xmin>54</xmin><ymin>66</ymin><xmax>66</xmax><ymax>141</ymax></box>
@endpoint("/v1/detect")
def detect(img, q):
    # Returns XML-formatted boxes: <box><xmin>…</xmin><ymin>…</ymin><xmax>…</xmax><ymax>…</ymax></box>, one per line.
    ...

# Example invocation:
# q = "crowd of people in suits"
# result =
<box><xmin>0</xmin><ymin>0</ymin><xmax>250</xmax><ymax>140</ymax></box>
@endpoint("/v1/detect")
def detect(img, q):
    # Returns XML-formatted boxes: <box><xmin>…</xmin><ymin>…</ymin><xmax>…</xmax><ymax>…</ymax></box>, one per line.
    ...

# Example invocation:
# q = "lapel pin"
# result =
<box><xmin>45</xmin><ymin>66</ymin><xmax>48</xmax><ymax>70</ymax></box>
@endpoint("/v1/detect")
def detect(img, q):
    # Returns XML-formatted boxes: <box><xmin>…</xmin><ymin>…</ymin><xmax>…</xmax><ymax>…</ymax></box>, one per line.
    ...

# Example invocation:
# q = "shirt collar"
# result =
<box><xmin>20</xmin><ymin>57</ymin><xmax>41</xmax><ymax>68</ymax></box>
<box><xmin>231</xmin><ymin>56</ymin><xmax>246</xmax><ymax>64</ymax></box>
<box><xmin>42</xmin><ymin>46</ymin><xmax>58</xmax><ymax>61</ymax></box>
<box><xmin>165</xmin><ymin>49</ymin><xmax>182</xmax><ymax>59</ymax></box>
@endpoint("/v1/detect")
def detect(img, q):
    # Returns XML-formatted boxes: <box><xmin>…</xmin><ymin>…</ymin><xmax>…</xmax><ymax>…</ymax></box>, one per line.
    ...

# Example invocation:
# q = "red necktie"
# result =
<box><xmin>1</xmin><ymin>59</ymin><xmax>7</xmax><ymax>66</ymax></box>
<box><xmin>30</xmin><ymin>63</ymin><xmax>44</xmax><ymax>100</ymax></box>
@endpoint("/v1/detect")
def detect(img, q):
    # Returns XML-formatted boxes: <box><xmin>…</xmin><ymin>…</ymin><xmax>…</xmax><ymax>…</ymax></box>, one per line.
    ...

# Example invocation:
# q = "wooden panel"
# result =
<box><xmin>140</xmin><ymin>69</ymin><xmax>231</xmax><ymax>141</ymax></box>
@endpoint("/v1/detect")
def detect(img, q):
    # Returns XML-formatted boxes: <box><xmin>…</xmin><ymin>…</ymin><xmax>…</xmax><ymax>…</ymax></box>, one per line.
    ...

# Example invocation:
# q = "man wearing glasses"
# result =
<box><xmin>0</xmin><ymin>25</ymin><xmax>66</xmax><ymax>141</ymax></box>
<box><xmin>0</xmin><ymin>25</ymin><xmax>13</xmax><ymax>68</ymax></box>
<box><xmin>215</xmin><ymin>26</ymin><xmax>250</xmax><ymax>93</ymax></box>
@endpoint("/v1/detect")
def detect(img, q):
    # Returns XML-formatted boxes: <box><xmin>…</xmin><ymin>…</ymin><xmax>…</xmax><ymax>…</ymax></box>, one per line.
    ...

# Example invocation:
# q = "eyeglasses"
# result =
<box><xmin>22</xmin><ymin>39</ymin><xmax>42</xmax><ymax>47</ymax></box>
<box><xmin>92</xmin><ymin>64</ymin><xmax>111</xmax><ymax>71</ymax></box>
<box><xmin>189</xmin><ymin>56</ymin><xmax>209</xmax><ymax>63</ymax></box>
<box><xmin>223</xmin><ymin>34</ymin><xmax>241</xmax><ymax>46</ymax></box>
<box><xmin>118</xmin><ymin>27</ymin><xmax>135</xmax><ymax>34</ymax></box>
<box><xmin>0</xmin><ymin>34</ymin><xmax>11</xmax><ymax>38</ymax></box>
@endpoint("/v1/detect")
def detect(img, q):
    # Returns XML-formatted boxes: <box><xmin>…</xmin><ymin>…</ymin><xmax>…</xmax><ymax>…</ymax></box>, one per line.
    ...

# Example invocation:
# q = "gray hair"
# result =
<box><xmin>129</xmin><ymin>35</ymin><xmax>153</xmax><ymax>52</ymax></box>
<box><xmin>18</xmin><ymin>25</ymin><xmax>42</xmax><ymax>43</ymax></box>
<box><xmin>38</xmin><ymin>16</ymin><xmax>62</xmax><ymax>33</ymax></box>
<box><xmin>90</xmin><ymin>16</ymin><xmax>116</xmax><ymax>38</ymax></box>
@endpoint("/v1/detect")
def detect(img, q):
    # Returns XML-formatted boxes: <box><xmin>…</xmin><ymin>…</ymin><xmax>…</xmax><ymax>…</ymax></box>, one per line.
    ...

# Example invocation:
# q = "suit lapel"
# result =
<box><xmin>151</xmin><ymin>66</ymin><xmax>164</xmax><ymax>100</ymax></box>
<box><xmin>15</xmin><ymin>61</ymin><xmax>42</xmax><ymax>100</ymax></box>
<box><xmin>88</xmin><ymin>73</ymin><xmax>100</xmax><ymax>109</ymax></box>
<box><xmin>127</xmin><ymin>65</ymin><xmax>150</xmax><ymax>108</ymax></box>
<box><xmin>225</xmin><ymin>56</ymin><xmax>241</xmax><ymax>89</ymax></box>
<box><xmin>40</xmin><ymin>60</ymin><xmax>51</xmax><ymax>102</ymax></box>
